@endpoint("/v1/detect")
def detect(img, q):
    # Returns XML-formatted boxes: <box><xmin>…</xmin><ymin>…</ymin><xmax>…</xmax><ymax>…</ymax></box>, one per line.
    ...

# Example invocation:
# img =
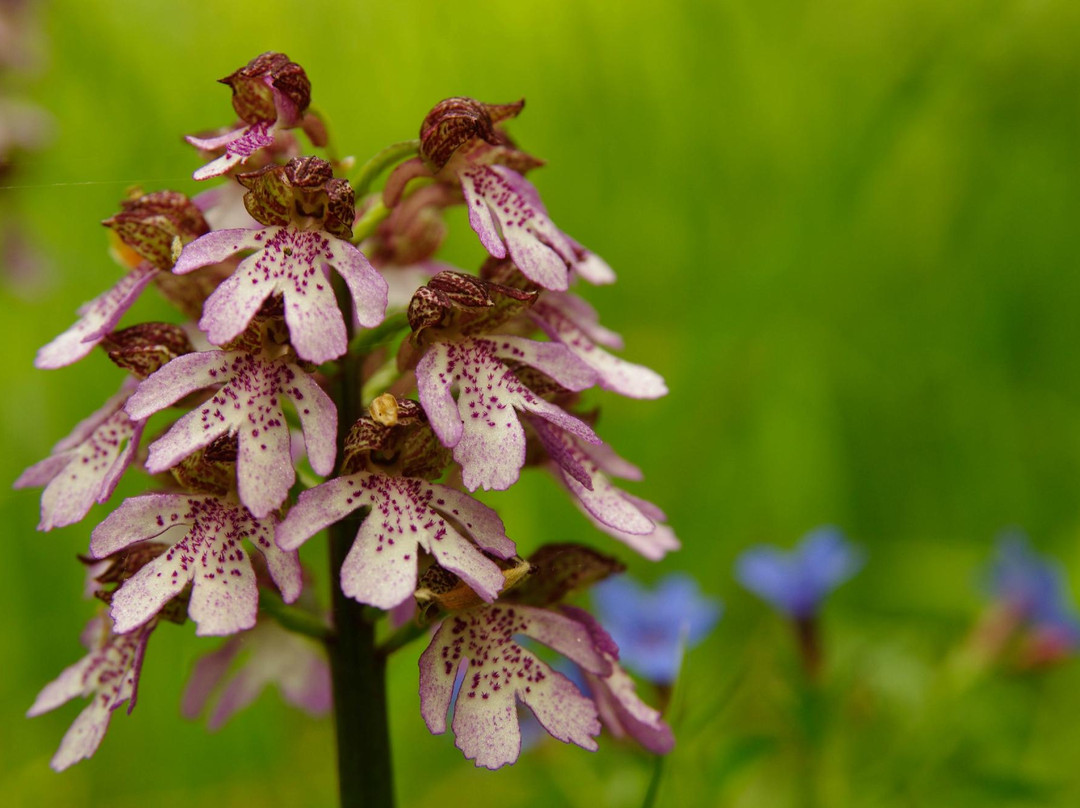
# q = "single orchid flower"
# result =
<box><xmin>90</xmin><ymin>494</ymin><xmax>301</xmax><ymax>636</ymax></box>
<box><xmin>27</xmin><ymin>616</ymin><xmax>156</xmax><ymax>771</ymax></box>
<box><xmin>415</xmin><ymin>335</ymin><xmax>600</xmax><ymax>490</ymax></box>
<box><xmin>419</xmin><ymin>603</ymin><xmax>610</xmax><ymax>769</ymax></box>
<box><xmin>276</xmin><ymin>472</ymin><xmax>516</xmax><ymax>609</ymax></box>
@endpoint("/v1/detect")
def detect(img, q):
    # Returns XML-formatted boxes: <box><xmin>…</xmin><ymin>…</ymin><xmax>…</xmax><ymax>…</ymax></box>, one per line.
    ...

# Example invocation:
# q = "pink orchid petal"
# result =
<box><xmin>278</xmin><ymin>474</ymin><xmax>513</xmax><ymax>607</ymax></box>
<box><xmin>173</xmin><ymin>227</ymin><xmax>266</xmax><ymax>275</ymax></box>
<box><xmin>587</xmin><ymin>663</ymin><xmax>674</xmax><ymax>754</ymax></box>
<box><xmin>49</xmin><ymin>699</ymin><xmax>112</xmax><ymax>771</ymax></box>
<box><xmin>418</xmin><ymin>604</ymin><xmax>604</xmax><ymax>769</ymax></box>
<box><xmin>326</xmin><ymin>238</ymin><xmax>390</xmax><ymax>329</ymax></box>
<box><xmin>188</xmin><ymin>544</ymin><xmax>258</xmax><ymax>636</ymax></box>
<box><xmin>90</xmin><ymin>493</ymin><xmax>197</xmax><ymax>556</ymax></box>
<box><xmin>125</xmin><ymin>351</ymin><xmax>229</xmax><ymax>420</ymax></box>
<box><xmin>31</xmin><ymin>413</ymin><xmax>144</xmax><ymax>531</ymax></box>
<box><xmin>583</xmin><ymin>507</ymin><xmax>681</xmax><ymax>561</ymax></box>
<box><xmin>284</xmin><ymin>363</ymin><xmax>337</xmax><ymax>477</ymax></box>
<box><xmin>460</xmin><ymin>165</ymin><xmax>572</xmax><ymax>290</ymax></box>
<box><xmin>109</xmin><ymin>550</ymin><xmax>192</xmax><ymax>634</ymax></box>
<box><xmin>275</xmin><ymin>476</ymin><xmax>360</xmax><ymax>551</ymax></box>
<box><xmin>432</xmin><ymin>487</ymin><xmax>516</xmax><ymax>558</ymax></box>
<box><xmin>35</xmin><ymin>264</ymin><xmax>158</xmax><ymax>369</ymax></box>
<box><xmin>416</xmin><ymin>338</ymin><xmax>598</xmax><ymax>491</ymax></box>
<box><xmin>544</xmin><ymin>292</ymin><xmax>623</xmax><ymax>349</ymax></box>
<box><xmin>250</xmin><ymin>521</ymin><xmax>301</xmax><ymax>603</ymax></box>
<box><xmin>199</xmin><ymin>259</ymin><xmax>279</xmax><ymax>348</ymax></box>
<box><xmin>188</xmin><ymin>121</ymin><xmax>274</xmax><ymax>180</ymax></box>
<box><xmin>134</xmin><ymin>352</ymin><xmax>334</xmax><ymax>517</ymax></box>
<box><xmin>95</xmin><ymin>495</ymin><xmax>284</xmax><ymax>635</ymax></box>
<box><xmin>184</xmin><ymin>226</ymin><xmax>387</xmax><ymax>364</ymax></box>
<box><xmin>279</xmin><ymin>269</ymin><xmax>348</xmax><ymax>364</ymax></box>
<box><xmin>414</xmin><ymin>345</ymin><xmax>464</xmax><ymax>448</ymax></box>
<box><xmin>488</xmin><ymin>336</ymin><xmax>598</xmax><ymax>392</ymax></box>
<box><xmin>460</xmin><ymin>171</ymin><xmax>506</xmax><ymax>260</ymax></box>
<box><xmin>181</xmin><ymin>639</ymin><xmax>242</xmax><ymax>720</ymax></box>
<box><xmin>236</xmin><ymin>410</ymin><xmax>294</xmax><ymax>520</ymax></box>
<box><xmin>531</xmin><ymin>301</ymin><xmax>666</xmax><ymax>399</ymax></box>
<box><xmin>340</xmin><ymin>515</ymin><xmax>420</xmax><ymax>609</ymax></box>
<box><xmin>27</xmin><ymin>656</ymin><xmax>95</xmax><ymax>718</ymax></box>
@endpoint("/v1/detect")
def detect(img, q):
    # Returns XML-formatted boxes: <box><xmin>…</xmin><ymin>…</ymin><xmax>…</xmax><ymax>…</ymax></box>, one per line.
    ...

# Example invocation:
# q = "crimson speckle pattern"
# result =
<box><xmin>91</xmin><ymin>494</ymin><xmax>300</xmax><ymax>636</ymax></box>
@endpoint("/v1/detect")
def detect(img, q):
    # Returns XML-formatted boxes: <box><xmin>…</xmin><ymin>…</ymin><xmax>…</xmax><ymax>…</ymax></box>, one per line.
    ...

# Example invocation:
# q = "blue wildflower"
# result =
<box><xmin>735</xmin><ymin>526</ymin><xmax>864</xmax><ymax>620</ymax></box>
<box><xmin>984</xmin><ymin>531</ymin><xmax>1080</xmax><ymax>658</ymax></box>
<box><xmin>591</xmin><ymin>573</ymin><xmax>721</xmax><ymax>685</ymax></box>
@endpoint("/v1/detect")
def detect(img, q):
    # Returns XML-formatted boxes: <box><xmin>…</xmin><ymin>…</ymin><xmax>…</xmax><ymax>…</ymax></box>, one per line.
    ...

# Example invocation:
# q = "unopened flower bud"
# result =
<box><xmin>102</xmin><ymin>190</ymin><xmax>209</xmax><ymax>271</ymax></box>
<box><xmin>101</xmin><ymin>322</ymin><xmax>194</xmax><ymax>378</ymax></box>
<box><xmin>236</xmin><ymin>156</ymin><xmax>355</xmax><ymax>239</ymax></box>
<box><xmin>407</xmin><ymin>270</ymin><xmax>537</xmax><ymax>344</ymax></box>
<box><xmin>221</xmin><ymin>52</ymin><xmax>311</xmax><ymax>126</ymax></box>
<box><xmin>419</xmin><ymin>97</ymin><xmax>525</xmax><ymax>172</ymax></box>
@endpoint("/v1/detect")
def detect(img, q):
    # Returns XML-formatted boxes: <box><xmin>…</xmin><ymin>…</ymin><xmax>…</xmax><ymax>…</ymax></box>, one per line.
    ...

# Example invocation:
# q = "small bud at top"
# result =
<box><xmin>419</xmin><ymin>97</ymin><xmax>524</xmax><ymax>172</ymax></box>
<box><xmin>236</xmin><ymin>156</ymin><xmax>355</xmax><ymax>239</ymax></box>
<box><xmin>221</xmin><ymin>52</ymin><xmax>311</xmax><ymax>126</ymax></box>
<box><xmin>102</xmin><ymin>191</ymin><xmax>209</xmax><ymax>271</ymax></box>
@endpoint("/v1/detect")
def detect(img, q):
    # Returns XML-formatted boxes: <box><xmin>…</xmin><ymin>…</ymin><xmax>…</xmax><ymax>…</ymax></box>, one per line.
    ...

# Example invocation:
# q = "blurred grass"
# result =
<box><xmin>4</xmin><ymin>0</ymin><xmax>1080</xmax><ymax>805</ymax></box>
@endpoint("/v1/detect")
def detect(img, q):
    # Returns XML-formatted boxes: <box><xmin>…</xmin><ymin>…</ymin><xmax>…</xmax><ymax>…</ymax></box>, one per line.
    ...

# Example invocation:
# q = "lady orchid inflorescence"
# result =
<box><xmin>20</xmin><ymin>53</ymin><xmax>685</xmax><ymax>786</ymax></box>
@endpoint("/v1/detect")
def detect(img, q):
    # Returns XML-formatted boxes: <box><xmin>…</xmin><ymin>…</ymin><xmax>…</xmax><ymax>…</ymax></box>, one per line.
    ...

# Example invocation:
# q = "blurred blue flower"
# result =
<box><xmin>591</xmin><ymin>573</ymin><xmax>721</xmax><ymax>685</ymax></box>
<box><xmin>735</xmin><ymin>526</ymin><xmax>864</xmax><ymax>620</ymax></box>
<box><xmin>984</xmin><ymin>531</ymin><xmax>1080</xmax><ymax>652</ymax></box>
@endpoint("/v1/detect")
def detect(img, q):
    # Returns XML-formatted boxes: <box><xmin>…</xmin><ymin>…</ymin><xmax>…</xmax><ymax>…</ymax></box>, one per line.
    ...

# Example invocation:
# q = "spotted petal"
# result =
<box><xmin>416</xmin><ymin>337</ymin><xmax>599</xmax><ymax>491</ymax></box>
<box><xmin>277</xmin><ymin>473</ymin><xmax>514</xmax><ymax>609</ymax></box>
<box><xmin>15</xmin><ymin>379</ymin><xmax>144</xmax><ymax>530</ymax></box>
<box><xmin>459</xmin><ymin>165</ymin><xmax>575</xmax><ymax>291</ymax></box>
<box><xmin>35</xmin><ymin>263</ymin><xmax>158</xmax><ymax>369</ymax></box>
<box><xmin>90</xmin><ymin>494</ymin><xmax>300</xmax><ymax>636</ymax></box>
<box><xmin>532</xmin><ymin>296</ymin><xmax>667</xmax><ymax>399</ymax></box>
<box><xmin>27</xmin><ymin>616</ymin><xmax>153</xmax><ymax>771</ymax></box>
<box><xmin>177</xmin><ymin>225</ymin><xmax>388</xmax><ymax>363</ymax></box>
<box><xmin>561</xmin><ymin>606</ymin><xmax>675</xmax><ymax>753</ymax></box>
<box><xmin>187</xmin><ymin>120</ymin><xmax>275</xmax><ymax>181</ymax></box>
<box><xmin>129</xmin><ymin>351</ymin><xmax>336</xmax><ymax>518</ymax></box>
<box><xmin>418</xmin><ymin>604</ymin><xmax>609</xmax><ymax>769</ymax></box>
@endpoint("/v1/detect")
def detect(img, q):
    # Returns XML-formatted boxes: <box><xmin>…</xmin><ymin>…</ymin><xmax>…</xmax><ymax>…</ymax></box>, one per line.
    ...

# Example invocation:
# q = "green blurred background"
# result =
<box><xmin>4</xmin><ymin>0</ymin><xmax>1080</xmax><ymax>805</ymax></box>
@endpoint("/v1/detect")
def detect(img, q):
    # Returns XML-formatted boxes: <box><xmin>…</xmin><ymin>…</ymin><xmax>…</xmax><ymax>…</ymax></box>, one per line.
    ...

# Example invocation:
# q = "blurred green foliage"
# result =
<box><xmin>4</xmin><ymin>0</ymin><xmax>1080</xmax><ymax>805</ymax></box>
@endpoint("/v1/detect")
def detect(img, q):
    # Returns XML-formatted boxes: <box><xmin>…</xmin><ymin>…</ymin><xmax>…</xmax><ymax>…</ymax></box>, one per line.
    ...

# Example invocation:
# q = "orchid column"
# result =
<box><xmin>21</xmin><ymin>53</ymin><xmax>681</xmax><ymax>808</ymax></box>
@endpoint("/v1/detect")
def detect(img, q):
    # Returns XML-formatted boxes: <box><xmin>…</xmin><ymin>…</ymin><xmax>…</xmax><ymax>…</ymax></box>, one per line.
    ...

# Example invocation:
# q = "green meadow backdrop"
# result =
<box><xmin>4</xmin><ymin>0</ymin><xmax>1080</xmax><ymax>805</ymax></box>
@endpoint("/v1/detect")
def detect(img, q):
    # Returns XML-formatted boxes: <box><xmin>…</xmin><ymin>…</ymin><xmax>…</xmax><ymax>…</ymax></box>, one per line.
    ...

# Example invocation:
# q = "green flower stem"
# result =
<box><xmin>258</xmin><ymin>594</ymin><xmax>332</xmax><ymax>641</ymax></box>
<box><xmin>327</xmin><ymin>278</ymin><xmax>395</xmax><ymax>808</ymax></box>
<box><xmin>351</xmin><ymin>198</ymin><xmax>390</xmax><ymax>246</ymax></box>
<box><xmin>328</xmin><ymin>512</ymin><xmax>394</xmax><ymax>808</ymax></box>
<box><xmin>349</xmin><ymin>139</ymin><xmax>420</xmax><ymax>197</ymax></box>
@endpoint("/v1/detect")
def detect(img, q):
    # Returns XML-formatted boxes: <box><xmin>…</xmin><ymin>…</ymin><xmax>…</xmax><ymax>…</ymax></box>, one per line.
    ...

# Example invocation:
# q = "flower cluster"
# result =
<box><xmin>21</xmin><ymin>54</ymin><xmax>689</xmax><ymax>774</ymax></box>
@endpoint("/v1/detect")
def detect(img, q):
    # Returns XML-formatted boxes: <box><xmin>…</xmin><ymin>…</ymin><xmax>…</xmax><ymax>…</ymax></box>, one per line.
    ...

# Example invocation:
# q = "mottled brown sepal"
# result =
<box><xmin>507</xmin><ymin>543</ymin><xmax>625</xmax><ymax>607</ymax></box>
<box><xmin>102</xmin><ymin>323</ymin><xmax>194</xmax><ymax>378</ymax></box>
<box><xmin>341</xmin><ymin>397</ymin><xmax>450</xmax><ymax>479</ymax></box>
<box><xmin>221</xmin><ymin>52</ymin><xmax>311</xmax><ymax>124</ymax></box>
<box><xmin>103</xmin><ymin>190</ymin><xmax>209</xmax><ymax>271</ymax></box>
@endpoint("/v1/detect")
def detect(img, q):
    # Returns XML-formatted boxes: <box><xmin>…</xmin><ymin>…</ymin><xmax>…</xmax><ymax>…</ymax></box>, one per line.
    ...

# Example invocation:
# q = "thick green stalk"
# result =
<box><xmin>328</xmin><ymin>512</ymin><xmax>394</xmax><ymax>808</ymax></box>
<box><xmin>326</xmin><ymin>280</ymin><xmax>395</xmax><ymax>808</ymax></box>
